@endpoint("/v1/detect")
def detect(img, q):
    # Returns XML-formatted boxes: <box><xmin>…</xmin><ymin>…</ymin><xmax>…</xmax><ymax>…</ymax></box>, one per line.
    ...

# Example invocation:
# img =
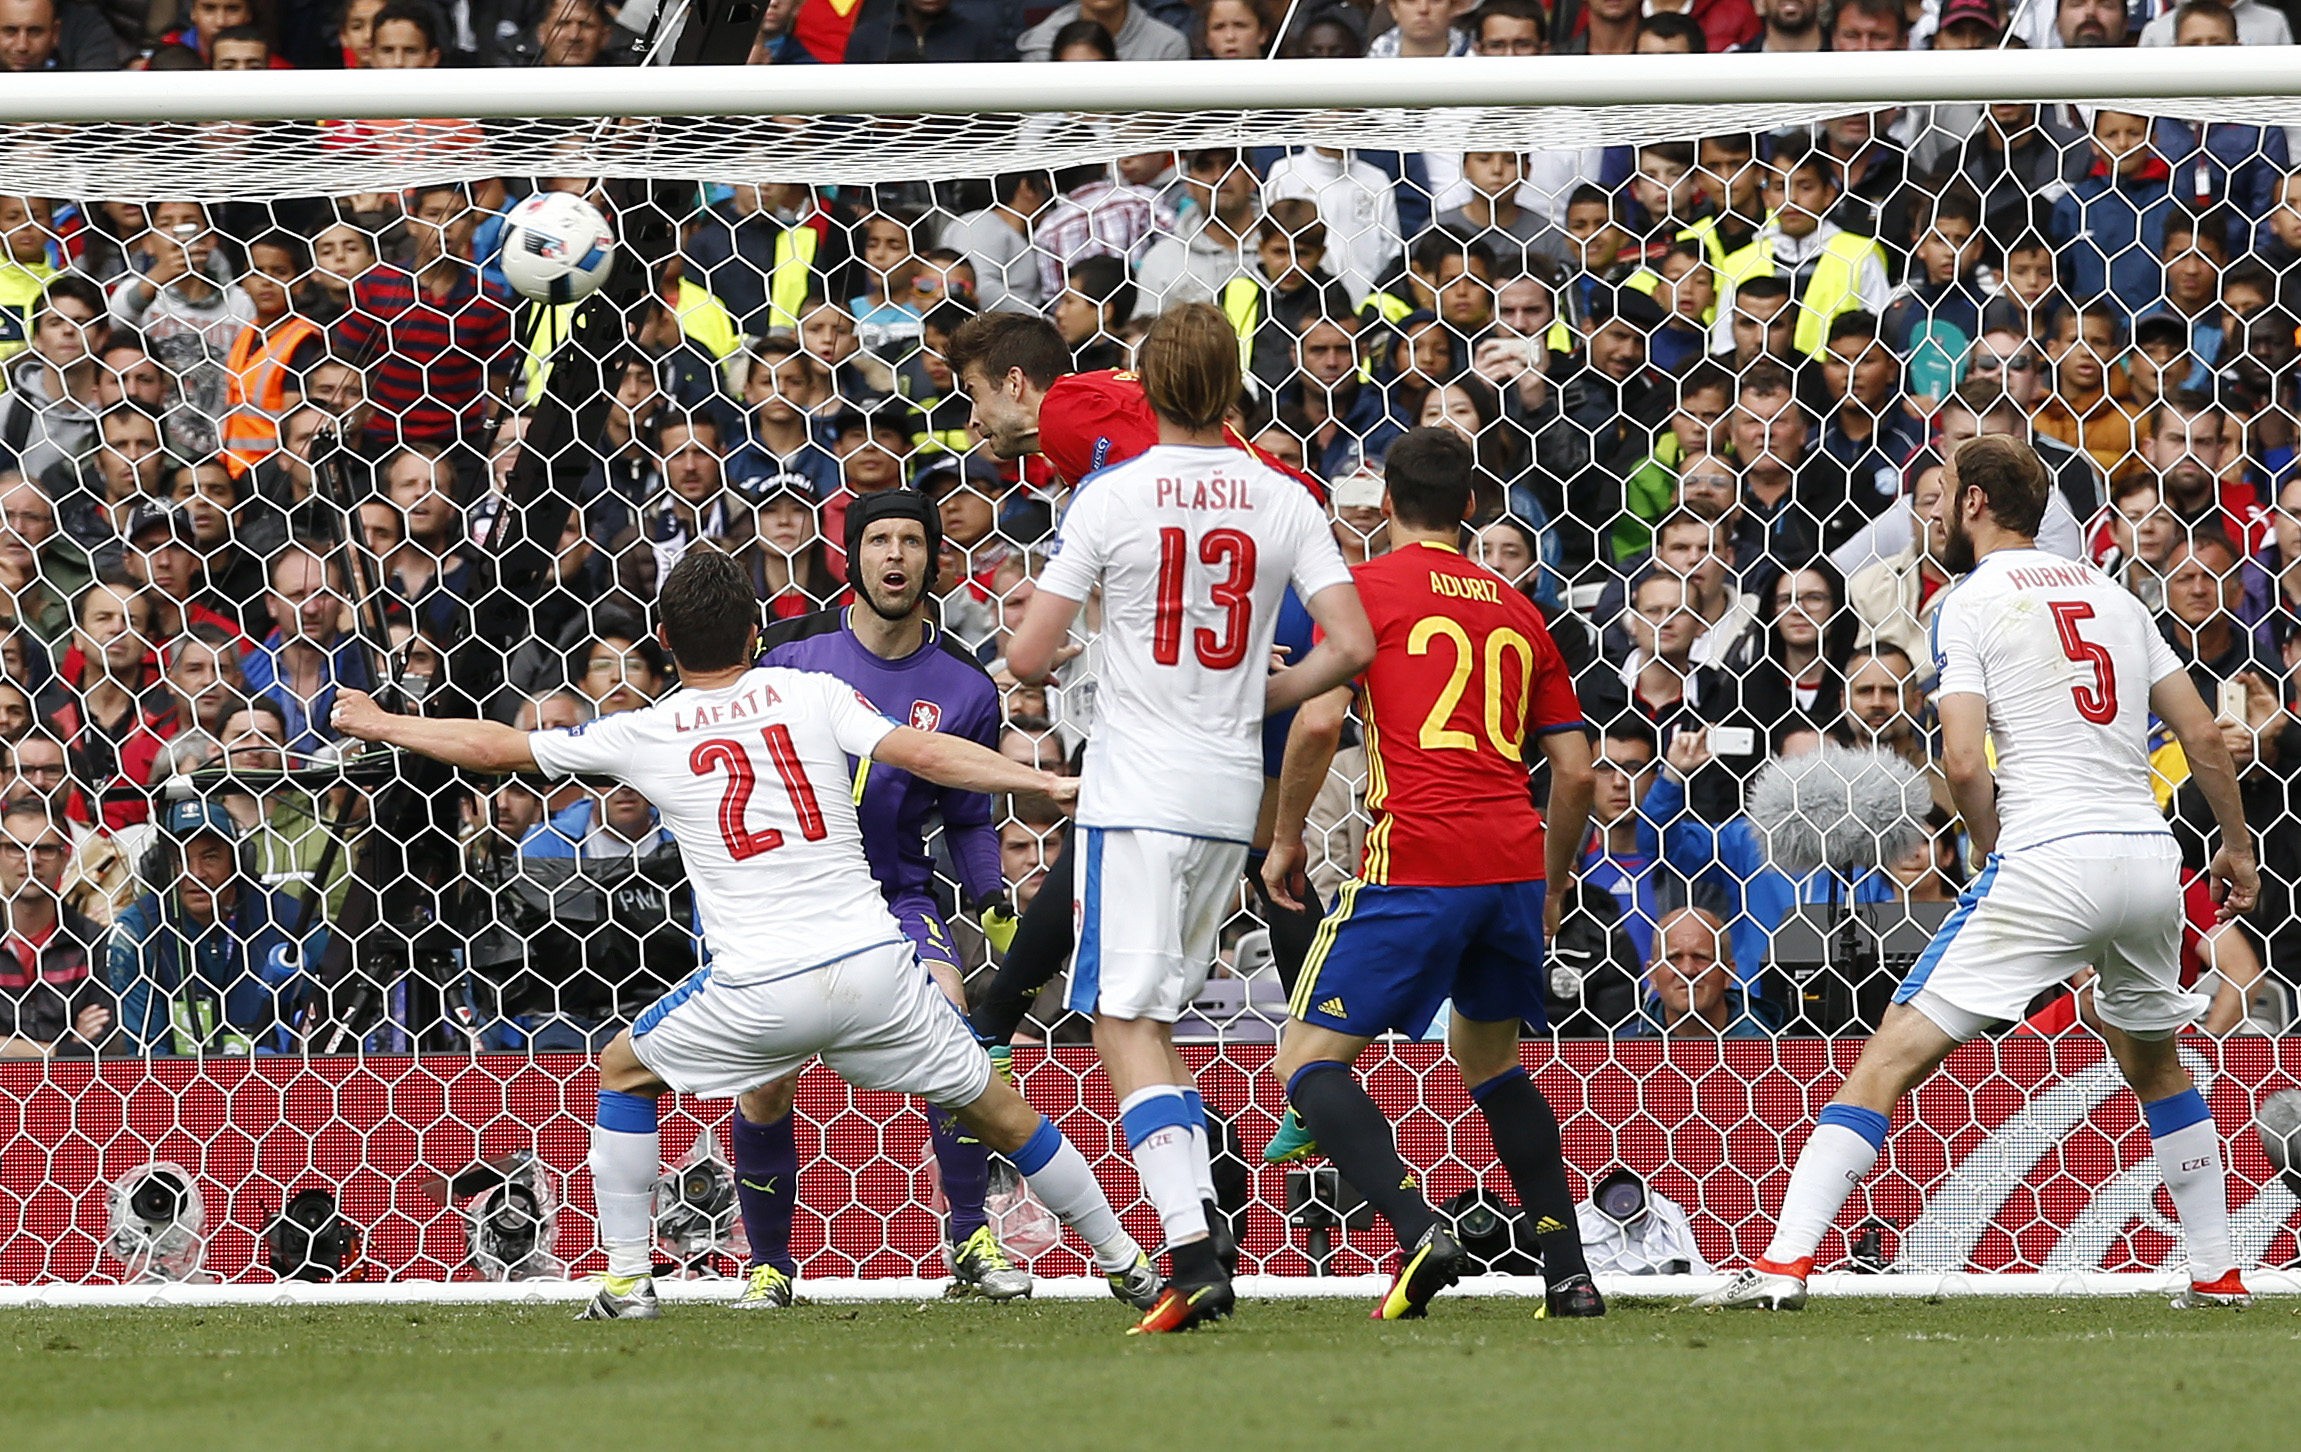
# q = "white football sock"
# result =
<box><xmin>2147</xmin><ymin>1092</ymin><xmax>2235</xmax><ymax>1281</ymax></box>
<box><xmin>1120</xmin><ymin>1086</ymin><xmax>1209</xmax><ymax>1245</ymax></box>
<box><xmin>1022</xmin><ymin>1136</ymin><xmax>1144</xmax><ymax>1273</ymax></box>
<box><xmin>1764</xmin><ymin>1111</ymin><xmax>1886</xmax><ymax>1268</ymax></box>
<box><xmin>589</xmin><ymin>1122</ymin><xmax>660</xmax><ymax>1278</ymax></box>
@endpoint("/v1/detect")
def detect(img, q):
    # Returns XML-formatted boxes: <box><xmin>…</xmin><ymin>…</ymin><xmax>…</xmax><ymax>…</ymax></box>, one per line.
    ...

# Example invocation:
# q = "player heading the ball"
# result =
<box><xmin>1008</xmin><ymin>302</ymin><xmax>1375</xmax><ymax>1333</ymax></box>
<box><xmin>331</xmin><ymin>549</ymin><xmax>1152</xmax><ymax>1323</ymax></box>
<box><xmin>1694</xmin><ymin>436</ymin><xmax>2261</xmax><ymax>1313</ymax></box>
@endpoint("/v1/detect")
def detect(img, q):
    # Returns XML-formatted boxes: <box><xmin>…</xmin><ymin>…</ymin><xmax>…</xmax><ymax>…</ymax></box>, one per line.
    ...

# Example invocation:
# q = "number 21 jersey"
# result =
<box><xmin>528</xmin><ymin>668</ymin><xmax>906</xmax><ymax>985</ymax></box>
<box><xmin>1037</xmin><ymin>444</ymin><xmax>1352</xmax><ymax>842</ymax></box>
<box><xmin>1929</xmin><ymin>548</ymin><xmax>2185</xmax><ymax>852</ymax></box>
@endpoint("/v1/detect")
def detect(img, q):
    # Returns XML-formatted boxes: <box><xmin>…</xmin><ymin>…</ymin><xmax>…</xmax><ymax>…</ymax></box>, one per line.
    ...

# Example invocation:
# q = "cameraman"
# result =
<box><xmin>0</xmin><ymin>799</ymin><xmax>112</xmax><ymax>1058</ymax></box>
<box><xmin>106</xmin><ymin>800</ymin><xmax>323</xmax><ymax>1056</ymax></box>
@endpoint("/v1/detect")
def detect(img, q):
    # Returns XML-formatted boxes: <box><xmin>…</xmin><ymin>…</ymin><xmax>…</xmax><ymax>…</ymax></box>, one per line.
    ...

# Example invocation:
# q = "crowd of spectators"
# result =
<box><xmin>0</xmin><ymin>0</ymin><xmax>2298</xmax><ymax>1058</ymax></box>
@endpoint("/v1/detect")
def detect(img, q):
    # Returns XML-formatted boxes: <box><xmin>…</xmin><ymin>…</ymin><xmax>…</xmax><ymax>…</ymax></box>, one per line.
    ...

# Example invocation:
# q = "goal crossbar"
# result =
<box><xmin>11</xmin><ymin>50</ymin><xmax>2301</xmax><ymax>201</ymax></box>
<box><xmin>2</xmin><ymin>50</ymin><xmax>2301</xmax><ymax>125</ymax></box>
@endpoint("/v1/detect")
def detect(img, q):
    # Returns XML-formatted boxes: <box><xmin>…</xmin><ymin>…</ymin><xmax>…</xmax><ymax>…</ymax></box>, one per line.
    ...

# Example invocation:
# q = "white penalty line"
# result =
<box><xmin>4</xmin><ymin>1271</ymin><xmax>2299</xmax><ymax>1309</ymax></box>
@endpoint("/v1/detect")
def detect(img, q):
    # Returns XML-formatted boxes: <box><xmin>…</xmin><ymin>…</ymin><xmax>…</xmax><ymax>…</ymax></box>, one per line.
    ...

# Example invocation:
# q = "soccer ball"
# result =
<box><xmin>499</xmin><ymin>191</ymin><xmax>616</xmax><ymax>305</ymax></box>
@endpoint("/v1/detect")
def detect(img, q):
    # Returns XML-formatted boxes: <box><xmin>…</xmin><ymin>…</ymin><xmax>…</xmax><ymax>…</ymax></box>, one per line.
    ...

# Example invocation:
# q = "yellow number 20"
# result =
<box><xmin>1406</xmin><ymin>616</ymin><xmax>1533</xmax><ymax>762</ymax></box>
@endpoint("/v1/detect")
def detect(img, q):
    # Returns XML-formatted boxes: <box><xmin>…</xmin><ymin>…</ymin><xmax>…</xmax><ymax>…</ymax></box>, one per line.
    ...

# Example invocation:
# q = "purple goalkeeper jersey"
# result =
<box><xmin>757</xmin><ymin>607</ymin><xmax>1004</xmax><ymax>913</ymax></box>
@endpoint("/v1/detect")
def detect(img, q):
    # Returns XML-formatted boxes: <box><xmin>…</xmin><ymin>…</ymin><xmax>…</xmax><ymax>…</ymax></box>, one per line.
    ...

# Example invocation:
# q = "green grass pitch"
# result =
<box><xmin>5</xmin><ymin>1296</ymin><xmax>2298</xmax><ymax>1452</ymax></box>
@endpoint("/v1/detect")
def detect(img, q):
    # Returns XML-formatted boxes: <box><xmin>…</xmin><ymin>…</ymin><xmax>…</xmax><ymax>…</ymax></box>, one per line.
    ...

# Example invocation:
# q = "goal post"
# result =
<box><xmin>0</xmin><ymin>50</ymin><xmax>2296</xmax><ymax>1298</ymax></box>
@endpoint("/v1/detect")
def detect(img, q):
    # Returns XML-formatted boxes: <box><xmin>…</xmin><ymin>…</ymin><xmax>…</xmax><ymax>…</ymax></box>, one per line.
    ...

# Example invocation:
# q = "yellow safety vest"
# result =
<box><xmin>767</xmin><ymin>223</ymin><xmax>819</xmax><ymax>333</ymax></box>
<box><xmin>1220</xmin><ymin>276</ymin><xmax>1260</xmax><ymax>372</ymax></box>
<box><xmin>1358</xmin><ymin>290</ymin><xmax>1417</xmax><ymax>328</ymax></box>
<box><xmin>523</xmin><ymin>278</ymin><xmax>742</xmax><ymax>401</ymax></box>
<box><xmin>1715</xmin><ymin>229</ymin><xmax>1884</xmax><ymax>358</ymax></box>
<box><xmin>1676</xmin><ymin>214</ymin><xmax>1734</xmax><ymax>274</ymax></box>
<box><xmin>0</xmin><ymin>259</ymin><xmax>55</xmax><ymax>380</ymax></box>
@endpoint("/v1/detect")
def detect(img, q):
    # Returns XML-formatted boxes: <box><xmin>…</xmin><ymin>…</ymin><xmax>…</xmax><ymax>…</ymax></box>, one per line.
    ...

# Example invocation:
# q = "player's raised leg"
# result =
<box><xmin>730</xmin><ymin>1076</ymin><xmax>801</xmax><ymax>1310</ymax></box>
<box><xmin>584</xmin><ymin>1029</ymin><xmax>676</xmax><ymax>1320</ymax></box>
<box><xmin>965</xmin><ymin>831</ymin><xmax>1076</xmax><ymax>1060</ymax></box>
<box><xmin>803</xmin><ymin>938</ymin><xmax>1157</xmax><ymax>1311</ymax></box>
<box><xmin>945</xmin><ymin>1073</ymin><xmax>1161</xmax><ymax>1309</ymax></box>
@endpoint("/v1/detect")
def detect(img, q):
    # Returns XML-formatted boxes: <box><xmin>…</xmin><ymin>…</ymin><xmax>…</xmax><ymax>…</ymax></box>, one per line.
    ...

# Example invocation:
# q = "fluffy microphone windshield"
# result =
<box><xmin>1744</xmin><ymin>743</ymin><xmax>1931</xmax><ymax>877</ymax></box>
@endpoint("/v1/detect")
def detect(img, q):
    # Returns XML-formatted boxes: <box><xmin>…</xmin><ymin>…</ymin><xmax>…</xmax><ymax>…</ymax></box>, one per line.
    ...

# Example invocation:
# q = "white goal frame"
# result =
<box><xmin>2</xmin><ymin>49</ymin><xmax>2301</xmax><ymax>124</ymax></box>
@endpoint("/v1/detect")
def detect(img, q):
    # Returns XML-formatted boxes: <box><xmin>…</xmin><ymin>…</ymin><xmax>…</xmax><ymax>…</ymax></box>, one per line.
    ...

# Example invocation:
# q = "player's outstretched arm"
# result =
<box><xmin>1266</xmin><ymin>582</ymin><xmax>1375</xmax><ymax>716</ymax></box>
<box><xmin>330</xmin><ymin>689</ymin><xmax>539</xmax><ymax>774</ymax></box>
<box><xmin>2150</xmin><ymin>669</ymin><xmax>2261</xmax><ymax>919</ymax></box>
<box><xmin>871</xmin><ymin>725</ymin><xmax>1079</xmax><ymax>804</ymax></box>
<box><xmin>1936</xmin><ymin>693</ymin><xmax>2000</xmax><ymax>859</ymax></box>
<box><xmin>1262</xmin><ymin>686</ymin><xmax>1350</xmax><ymax>913</ymax></box>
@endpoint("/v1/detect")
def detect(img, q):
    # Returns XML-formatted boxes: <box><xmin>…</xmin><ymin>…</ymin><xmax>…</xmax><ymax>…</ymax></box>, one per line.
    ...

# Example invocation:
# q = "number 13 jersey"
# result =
<box><xmin>1038</xmin><ymin>444</ymin><xmax>1352</xmax><ymax>842</ymax></box>
<box><xmin>1929</xmin><ymin>547</ymin><xmax>2185</xmax><ymax>852</ymax></box>
<box><xmin>528</xmin><ymin>668</ymin><xmax>905</xmax><ymax>985</ymax></box>
<box><xmin>1352</xmin><ymin>542</ymin><xmax>1583</xmax><ymax>886</ymax></box>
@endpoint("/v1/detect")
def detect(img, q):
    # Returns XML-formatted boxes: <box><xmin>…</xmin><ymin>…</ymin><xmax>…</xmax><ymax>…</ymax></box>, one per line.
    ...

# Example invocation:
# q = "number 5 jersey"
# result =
<box><xmin>1928</xmin><ymin>547</ymin><xmax>2185</xmax><ymax>853</ymax></box>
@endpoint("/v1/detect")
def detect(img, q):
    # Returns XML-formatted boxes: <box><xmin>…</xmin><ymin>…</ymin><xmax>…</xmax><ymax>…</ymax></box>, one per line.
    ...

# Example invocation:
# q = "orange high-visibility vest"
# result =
<box><xmin>219</xmin><ymin>315</ymin><xmax>323</xmax><ymax>474</ymax></box>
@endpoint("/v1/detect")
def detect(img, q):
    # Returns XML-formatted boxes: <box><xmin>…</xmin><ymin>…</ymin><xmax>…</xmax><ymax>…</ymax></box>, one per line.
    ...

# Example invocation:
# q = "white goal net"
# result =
<box><xmin>0</xmin><ymin>48</ymin><xmax>2296</xmax><ymax>1294</ymax></box>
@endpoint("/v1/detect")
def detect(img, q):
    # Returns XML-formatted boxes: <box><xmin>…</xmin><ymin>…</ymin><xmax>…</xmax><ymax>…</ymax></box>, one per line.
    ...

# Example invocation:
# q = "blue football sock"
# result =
<box><xmin>930</xmin><ymin>1107</ymin><xmax>991</xmax><ymax>1244</ymax></box>
<box><xmin>729</xmin><ymin>1106</ymin><xmax>799</xmax><ymax>1277</ymax></box>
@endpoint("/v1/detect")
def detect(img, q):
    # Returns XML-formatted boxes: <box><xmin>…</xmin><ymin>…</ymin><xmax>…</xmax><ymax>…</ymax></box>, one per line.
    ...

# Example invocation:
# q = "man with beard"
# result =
<box><xmin>721</xmin><ymin>490</ymin><xmax>1033</xmax><ymax>1311</ymax></box>
<box><xmin>0</xmin><ymin>798</ymin><xmax>111</xmax><ymax>1059</ymax></box>
<box><xmin>2054</xmin><ymin>0</ymin><xmax>2125</xmax><ymax>47</ymax></box>
<box><xmin>1696</xmin><ymin>435</ymin><xmax>2260</xmax><ymax>1313</ymax></box>
<box><xmin>1832</xmin><ymin>642</ymin><xmax>1956</xmax><ymax>814</ymax></box>
<box><xmin>2140</xmin><ymin>391</ymin><xmax>2267</xmax><ymax>550</ymax></box>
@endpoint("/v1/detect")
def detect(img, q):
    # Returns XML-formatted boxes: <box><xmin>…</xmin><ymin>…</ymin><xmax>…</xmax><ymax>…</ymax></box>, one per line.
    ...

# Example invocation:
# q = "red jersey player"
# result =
<box><xmin>945</xmin><ymin>310</ymin><xmax>1325</xmax><ymax>500</ymax></box>
<box><xmin>1258</xmin><ymin>427</ymin><xmax>1607</xmax><ymax>1323</ymax></box>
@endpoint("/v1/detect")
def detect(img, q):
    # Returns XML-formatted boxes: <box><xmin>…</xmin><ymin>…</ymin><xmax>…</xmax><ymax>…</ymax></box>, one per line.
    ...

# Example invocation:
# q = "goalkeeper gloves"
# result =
<box><xmin>975</xmin><ymin>891</ymin><xmax>1019</xmax><ymax>954</ymax></box>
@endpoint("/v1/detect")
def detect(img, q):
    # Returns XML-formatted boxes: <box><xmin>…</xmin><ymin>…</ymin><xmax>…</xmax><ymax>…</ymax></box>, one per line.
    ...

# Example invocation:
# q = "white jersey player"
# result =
<box><xmin>331</xmin><ymin>550</ymin><xmax>1158</xmax><ymax>1324</ymax></box>
<box><xmin>1008</xmin><ymin>302</ymin><xmax>1375</xmax><ymax>1333</ymax></box>
<box><xmin>1694</xmin><ymin>435</ymin><xmax>2260</xmax><ymax>1314</ymax></box>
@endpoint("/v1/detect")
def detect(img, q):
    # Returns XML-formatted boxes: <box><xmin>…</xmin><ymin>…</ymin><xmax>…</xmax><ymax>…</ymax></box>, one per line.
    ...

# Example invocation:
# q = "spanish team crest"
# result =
<box><xmin>909</xmin><ymin>700</ymin><xmax>943</xmax><ymax>732</ymax></box>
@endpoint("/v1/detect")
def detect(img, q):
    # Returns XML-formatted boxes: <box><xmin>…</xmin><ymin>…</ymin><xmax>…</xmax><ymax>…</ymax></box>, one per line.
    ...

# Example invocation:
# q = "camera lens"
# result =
<box><xmin>130</xmin><ymin>1171</ymin><xmax>187</xmax><ymax>1225</ymax></box>
<box><xmin>1596</xmin><ymin>1176</ymin><xmax>1645</xmax><ymax>1223</ymax></box>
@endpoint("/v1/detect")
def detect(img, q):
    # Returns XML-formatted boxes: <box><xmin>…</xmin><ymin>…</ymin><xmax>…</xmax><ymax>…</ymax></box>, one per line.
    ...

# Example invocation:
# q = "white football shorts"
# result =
<box><xmin>628</xmin><ymin>939</ymin><xmax>992</xmax><ymax>1105</ymax></box>
<box><xmin>1067</xmin><ymin>827</ymin><xmax>1248</xmax><ymax>1022</ymax></box>
<box><xmin>1894</xmin><ymin>832</ymin><xmax>2205</xmax><ymax>1040</ymax></box>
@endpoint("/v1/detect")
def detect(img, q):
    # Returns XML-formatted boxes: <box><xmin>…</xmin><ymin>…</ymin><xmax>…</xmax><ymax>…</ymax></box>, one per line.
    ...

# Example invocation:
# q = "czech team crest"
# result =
<box><xmin>909</xmin><ymin>700</ymin><xmax>943</xmax><ymax>732</ymax></box>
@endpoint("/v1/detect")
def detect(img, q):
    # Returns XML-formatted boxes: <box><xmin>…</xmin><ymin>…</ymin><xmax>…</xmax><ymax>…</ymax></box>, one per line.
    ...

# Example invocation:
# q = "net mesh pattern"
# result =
<box><xmin>8</xmin><ymin>100</ymin><xmax>2301</xmax><ymax>201</ymax></box>
<box><xmin>0</xmin><ymin>77</ymin><xmax>2295</xmax><ymax>1288</ymax></box>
